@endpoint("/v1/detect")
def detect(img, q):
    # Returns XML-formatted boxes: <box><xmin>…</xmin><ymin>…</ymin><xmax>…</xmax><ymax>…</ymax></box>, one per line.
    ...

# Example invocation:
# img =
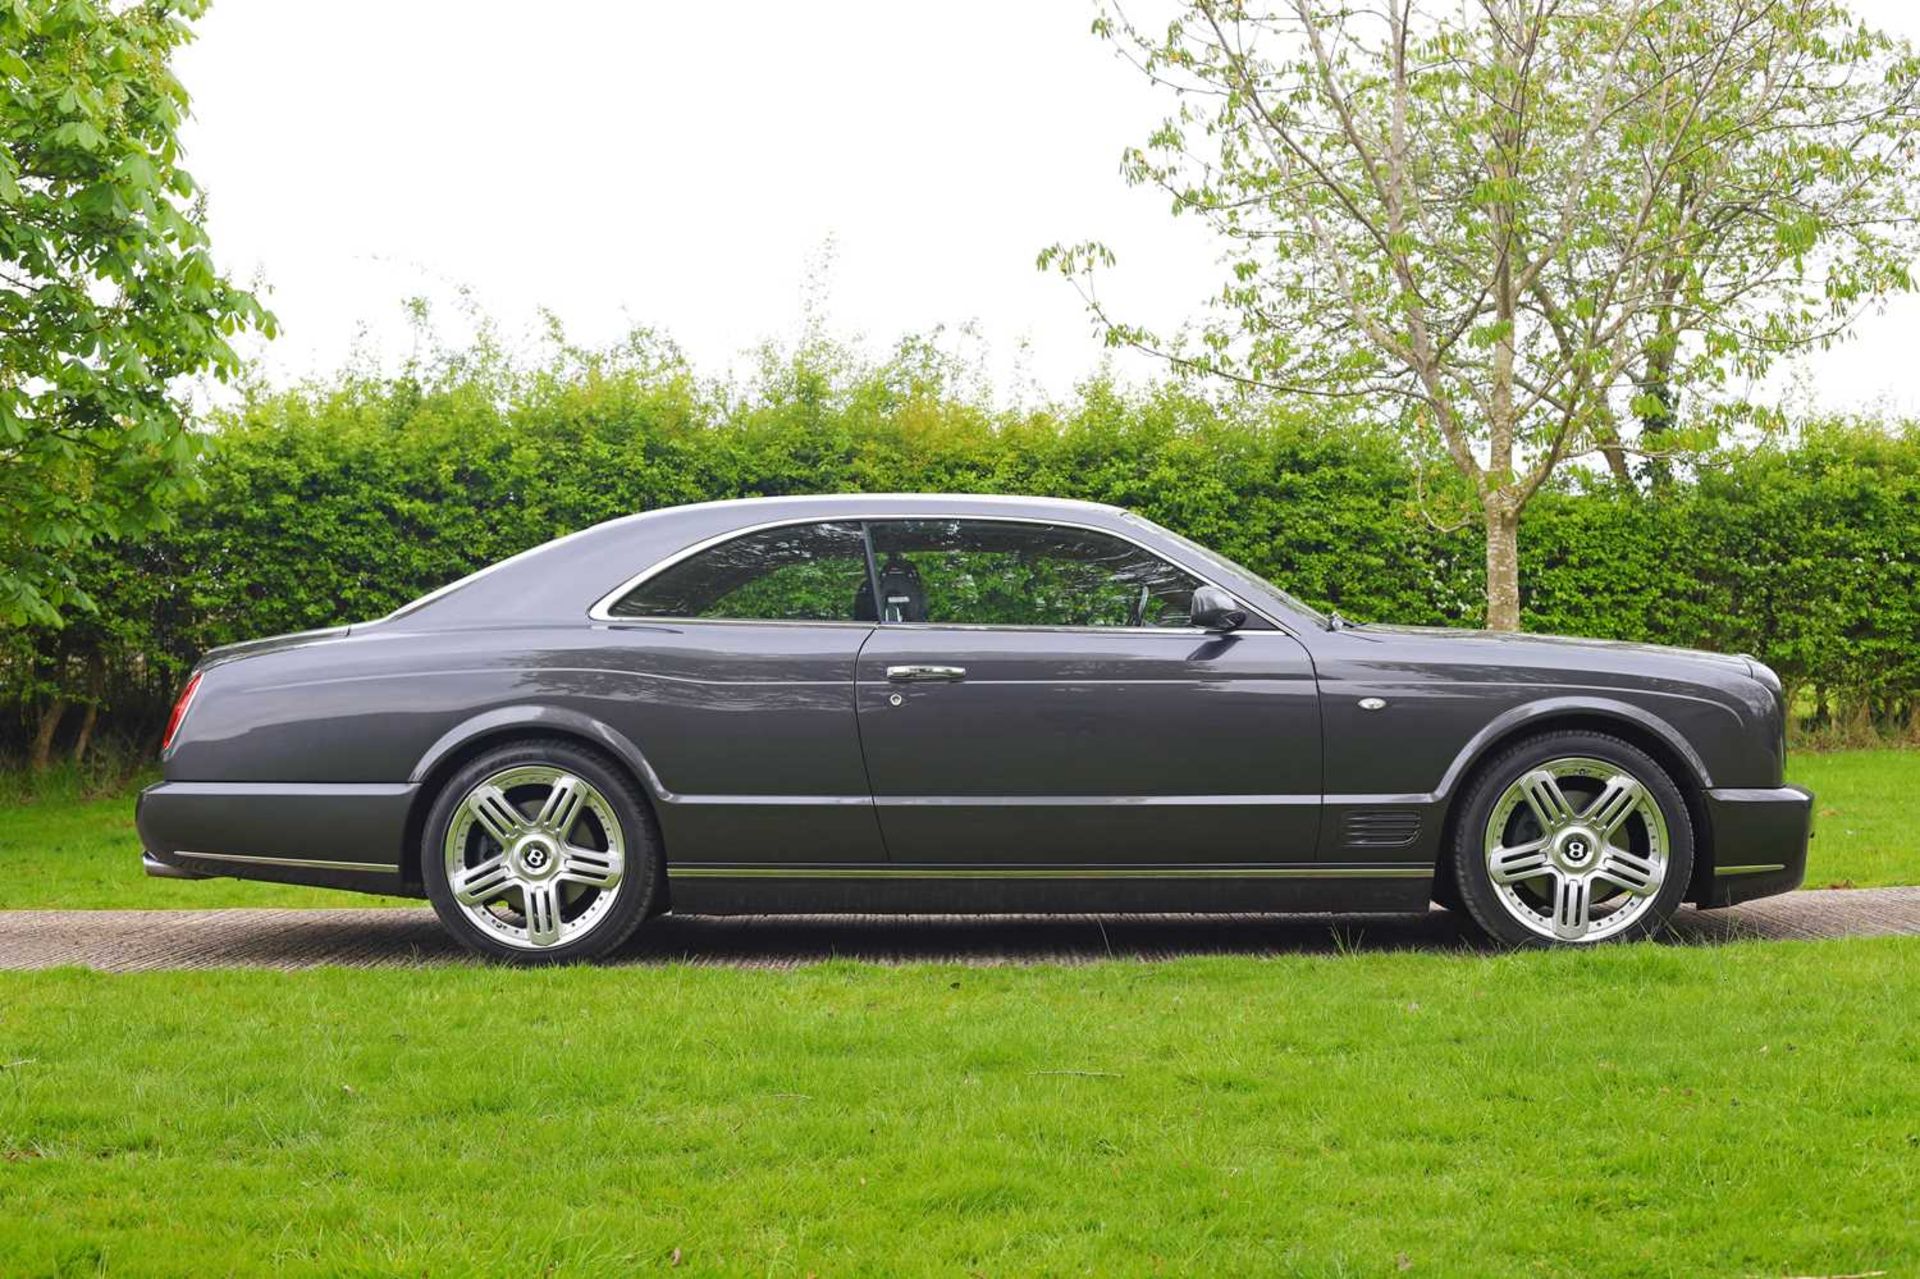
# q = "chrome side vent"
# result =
<box><xmin>1341</xmin><ymin>809</ymin><xmax>1422</xmax><ymax>848</ymax></box>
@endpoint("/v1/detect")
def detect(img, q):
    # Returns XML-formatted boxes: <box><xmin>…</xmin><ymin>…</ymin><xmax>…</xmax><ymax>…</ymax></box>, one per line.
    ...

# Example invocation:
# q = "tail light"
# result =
<box><xmin>161</xmin><ymin>672</ymin><xmax>202</xmax><ymax>753</ymax></box>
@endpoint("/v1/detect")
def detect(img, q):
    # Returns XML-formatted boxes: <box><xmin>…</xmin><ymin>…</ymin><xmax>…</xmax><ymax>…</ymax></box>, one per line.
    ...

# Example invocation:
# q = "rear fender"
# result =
<box><xmin>408</xmin><ymin>703</ymin><xmax>669</xmax><ymax>801</ymax></box>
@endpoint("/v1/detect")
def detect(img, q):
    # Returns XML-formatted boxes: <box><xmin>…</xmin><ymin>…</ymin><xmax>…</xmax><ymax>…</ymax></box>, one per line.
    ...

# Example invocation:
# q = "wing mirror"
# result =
<box><xmin>1190</xmin><ymin>585</ymin><xmax>1248</xmax><ymax>633</ymax></box>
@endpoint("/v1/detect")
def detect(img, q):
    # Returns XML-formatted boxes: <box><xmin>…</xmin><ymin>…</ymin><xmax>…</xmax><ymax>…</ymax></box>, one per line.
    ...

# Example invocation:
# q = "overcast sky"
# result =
<box><xmin>176</xmin><ymin>0</ymin><xmax>1920</xmax><ymax>415</ymax></box>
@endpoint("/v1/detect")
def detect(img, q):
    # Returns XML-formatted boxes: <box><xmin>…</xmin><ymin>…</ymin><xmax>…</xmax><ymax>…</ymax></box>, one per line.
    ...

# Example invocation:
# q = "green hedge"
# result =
<box><xmin>8</xmin><ymin>337</ymin><xmax>1919</xmax><ymax>758</ymax></box>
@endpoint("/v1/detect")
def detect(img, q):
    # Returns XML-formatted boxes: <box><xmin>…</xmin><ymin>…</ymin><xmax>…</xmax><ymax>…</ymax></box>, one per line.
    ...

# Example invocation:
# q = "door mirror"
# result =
<box><xmin>1189</xmin><ymin>585</ymin><xmax>1247</xmax><ymax>633</ymax></box>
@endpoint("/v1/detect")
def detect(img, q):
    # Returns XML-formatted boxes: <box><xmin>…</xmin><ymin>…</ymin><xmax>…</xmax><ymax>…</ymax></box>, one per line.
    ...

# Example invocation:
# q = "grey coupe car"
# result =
<box><xmin>138</xmin><ymin>494</ymin><xmax>1812</xmax><ymax>961</ymax></box>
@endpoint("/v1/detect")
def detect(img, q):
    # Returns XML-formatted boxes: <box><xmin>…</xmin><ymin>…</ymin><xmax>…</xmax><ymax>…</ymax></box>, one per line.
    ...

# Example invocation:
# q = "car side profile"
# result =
<box><xmin>137</xmin><ymin>494</ymin><xmax>1813</xmax><ymax>961</ymax></box>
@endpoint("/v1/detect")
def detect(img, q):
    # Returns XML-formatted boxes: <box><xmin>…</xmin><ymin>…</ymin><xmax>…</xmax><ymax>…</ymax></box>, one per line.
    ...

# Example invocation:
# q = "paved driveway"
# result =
<box><xmin>0</xmin><ymin>887</ymin><xmax>1913</xmax><ymax>971</ymax></box>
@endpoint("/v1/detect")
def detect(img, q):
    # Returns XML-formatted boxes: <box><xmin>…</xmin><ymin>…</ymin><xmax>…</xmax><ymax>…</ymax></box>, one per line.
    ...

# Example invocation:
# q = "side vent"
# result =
<box><xmin>1341</xmin><ymin>808</ymin><xmax>1422</xmax><ymax>849</ymax></box>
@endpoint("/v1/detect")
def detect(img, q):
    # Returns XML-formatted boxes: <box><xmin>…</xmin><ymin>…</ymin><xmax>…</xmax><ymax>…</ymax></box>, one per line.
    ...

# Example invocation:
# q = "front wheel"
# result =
<box><xmin>1450</xmin><ymin>731</ymin><xmax>1694</xmax><ymax>947</ymax></box>
<box><xmin>422</xmin><ymin>739</ymin><xmax>661</xmax><ymax>963</ymax></box>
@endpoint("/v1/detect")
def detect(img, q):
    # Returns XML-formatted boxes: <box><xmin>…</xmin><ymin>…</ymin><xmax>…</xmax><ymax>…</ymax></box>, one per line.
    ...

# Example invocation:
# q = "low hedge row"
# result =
<box><xmin>8</xmin><ymin>340</ymin><xmax>1918</xmax><ymax>757</ymax></box>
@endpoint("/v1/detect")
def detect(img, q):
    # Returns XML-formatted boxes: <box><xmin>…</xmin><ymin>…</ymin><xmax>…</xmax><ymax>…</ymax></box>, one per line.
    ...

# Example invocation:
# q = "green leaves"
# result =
<box><xmin>0</xmin><ymin>0</ymin><xmax>272</xmax><ymax>627</ymax></box>
<box><xmin>10</xmin><ymin>322</ymin><xmax>1920</xmax><ymax>743</ymax></box>
<box><xmin>1061</xmin><ymin>0</ymin><xmax>1920</xmax><ymax>628</ymax></box>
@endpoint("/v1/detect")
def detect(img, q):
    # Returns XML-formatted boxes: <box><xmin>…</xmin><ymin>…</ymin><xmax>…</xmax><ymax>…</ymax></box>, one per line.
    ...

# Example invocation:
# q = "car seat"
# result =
<box><xmin>853</xmin><ymin>553</ymin><xmax>929</xmax><ymax>623</ymax></box>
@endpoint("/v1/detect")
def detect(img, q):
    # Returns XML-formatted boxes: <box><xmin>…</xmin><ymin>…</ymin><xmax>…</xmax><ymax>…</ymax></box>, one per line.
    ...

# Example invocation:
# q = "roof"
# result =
<box><xmin>603</xmin><ymin>492</ymin><xmax>1127</xmax><ymax>524</ymax></box>
<box><xmin>385</xmin><ymin>493</ymin><xmax>1138</xmax><ymax>627</ymax></box>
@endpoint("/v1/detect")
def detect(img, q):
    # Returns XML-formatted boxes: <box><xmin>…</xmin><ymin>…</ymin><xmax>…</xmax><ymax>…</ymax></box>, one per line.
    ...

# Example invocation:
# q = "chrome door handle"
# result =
<box><xmin>886</xmin><ymin>664</ymin><xmax>967</xmax><ymax>683</ymax></box>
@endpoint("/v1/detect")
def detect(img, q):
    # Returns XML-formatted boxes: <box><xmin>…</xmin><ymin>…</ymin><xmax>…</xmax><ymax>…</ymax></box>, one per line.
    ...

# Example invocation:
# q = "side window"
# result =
<box><xmin>609</xmin><ymin>522</ymin><xmax>871</xmax><ymax>622</ymax></box>
<box><xmin>866</xmin><ymin>520</ymin><xmax>1201</xmax><ymax>628</ymax></box>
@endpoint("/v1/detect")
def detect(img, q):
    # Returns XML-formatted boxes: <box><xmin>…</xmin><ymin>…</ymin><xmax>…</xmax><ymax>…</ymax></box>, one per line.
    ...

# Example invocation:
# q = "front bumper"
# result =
<box><xmin>1698</xmin><ymin>784</ymin><xmax>1813</xmax><ymax>907</ymax></box>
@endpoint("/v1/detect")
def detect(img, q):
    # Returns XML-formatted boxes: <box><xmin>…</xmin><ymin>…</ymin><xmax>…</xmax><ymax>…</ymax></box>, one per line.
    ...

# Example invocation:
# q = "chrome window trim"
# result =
<box><xmin>585</xmin><ymin>513</ymin><xmax>1293</xmax><ymax>634</ymax></box>
<box><xmin>858</xmin><ymin>621</ymin><xmax>1295</xmax><ymax>638</ymax></box>
<box><xmin>593</xmin><ymin>615</ymin><xmax>881</xmax><ymax>632</ymax></box>
<box><xmin>594</xmin><ymin>615</ymin><xmax>1300</xmax><ymax>638</ymax></box>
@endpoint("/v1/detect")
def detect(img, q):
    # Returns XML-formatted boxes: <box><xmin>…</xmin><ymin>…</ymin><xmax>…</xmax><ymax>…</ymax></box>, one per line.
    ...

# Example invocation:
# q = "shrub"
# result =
<box><xmin>6</xmin><ymin>333</ymin><xmax>1916</xmax><ymax>762</ymax></box>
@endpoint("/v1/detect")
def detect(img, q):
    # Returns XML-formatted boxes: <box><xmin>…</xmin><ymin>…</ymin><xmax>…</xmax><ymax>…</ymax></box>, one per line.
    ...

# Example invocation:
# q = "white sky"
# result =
<box><xmin>176</xmin><ymin>0</ymin><xmax>1920</xmax><ymax>415</ymax></box>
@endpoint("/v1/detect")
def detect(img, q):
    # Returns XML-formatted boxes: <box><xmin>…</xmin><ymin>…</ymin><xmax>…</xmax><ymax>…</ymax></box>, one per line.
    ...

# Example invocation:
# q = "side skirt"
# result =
<box><xmin>663</xmin><ymin>865</ymin><xmax>1436</xmax><ymax>915</ymax></box>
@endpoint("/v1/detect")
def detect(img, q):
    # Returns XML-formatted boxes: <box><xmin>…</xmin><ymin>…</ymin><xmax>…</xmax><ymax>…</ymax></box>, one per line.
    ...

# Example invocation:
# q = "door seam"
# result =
<box><xmin>849</xmin><ymin>619</ymin><xmax>892</xmax><ymax>861</ymax></box>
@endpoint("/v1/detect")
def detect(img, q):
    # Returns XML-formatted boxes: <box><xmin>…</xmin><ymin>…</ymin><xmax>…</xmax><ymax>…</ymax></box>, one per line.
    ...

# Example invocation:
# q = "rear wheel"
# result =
<box><xmin>422</xmin><ymin>739</ymin><xmax>660</xmax><ymax>963</ymax></box>
<box><xmin>1450</xmin><ymin>730</ymin><xmax>1693</xmax><ymax>947</ymax></box>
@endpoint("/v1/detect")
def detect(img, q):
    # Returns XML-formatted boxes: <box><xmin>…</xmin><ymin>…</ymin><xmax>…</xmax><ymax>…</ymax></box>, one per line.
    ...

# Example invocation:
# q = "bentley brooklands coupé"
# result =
<box><xmin>137</xmin><ymin>494</ymin><xmax>1812</xmax><ymax>961</ymax></box>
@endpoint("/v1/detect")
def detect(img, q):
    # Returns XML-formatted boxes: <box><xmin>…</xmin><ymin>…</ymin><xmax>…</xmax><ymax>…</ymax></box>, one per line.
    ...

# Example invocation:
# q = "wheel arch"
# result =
<box><xmin>1431</xmin><ymin>699</ymin><xmax>1716</xmax><ymax>902</ymax></box>
<box><xmin>400</xmin><ymin>705</ymin><xmax>670</xmax><ymax>892</ymax></box>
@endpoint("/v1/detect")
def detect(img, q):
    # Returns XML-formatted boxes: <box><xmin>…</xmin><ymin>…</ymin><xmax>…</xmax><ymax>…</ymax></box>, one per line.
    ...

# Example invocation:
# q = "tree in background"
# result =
<box><xmin>1045</xmin><ymin>0</ymin><xmax>1920</xmax><ymax>629</ymax></box>
<box><xmin>0</xmin><ymin>0</ymin><xmax>272</xmax><ymax>628</ymax></box>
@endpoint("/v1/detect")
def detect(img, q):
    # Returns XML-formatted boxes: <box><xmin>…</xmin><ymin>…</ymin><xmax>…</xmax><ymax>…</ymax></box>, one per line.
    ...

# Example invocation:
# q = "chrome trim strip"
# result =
<box><xmin>871</xmin><ymin>794</ymin><xmax>1317</xmax><ymax>808</ymax></box>
<box><xmin>148</xmin><ymin>781</ymin><xmax>417</xmax><ymax>799</ymax></box>
<box><xmin>1715</xmin><ymin>863</ymin><xmax>1787</xmax><ymax>877</ymax></box>
<box><xmin>585</xmin><ymin>512</ymin><xmax>1290</xmax><ymax>633</ymax></box>
<box><xmin>666</xmin><ymin>865</ymin><xmax>1429</xmax><ymax>880</ymax></box>
<box><xmin>174</xmin><ymin>850</ymin><xmax>398</xmax><ymax>873</ymax></box>
<box><xmin>1708</xmin><ymin>787</ymin><xmax>1815</xmax><ymax>804</ymax></box>
<box><xmin>663</xmin><ymin>794</ymin><xmax>876</xmax><ymax>807</ymax></box>
<box><xmin>660</xmin><ymin>794</ymin><xmax>1318</xmax><ymax>808</ymax></box>
<box><xmin>1324</xmin><ymin>793</ymin><xmax>1437</xmax><ymax>807</ymax></box>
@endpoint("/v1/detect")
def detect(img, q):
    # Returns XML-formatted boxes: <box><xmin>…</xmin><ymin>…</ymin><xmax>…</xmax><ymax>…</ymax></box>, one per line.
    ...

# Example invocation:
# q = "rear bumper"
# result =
<box><xmin>142</xmin><ymin>851</ymin><xmax>208</xmax><ymax>880</ymax></box>
<box><xmin>1699</xmin><ymin>784</ymin><xmax>1813</xmax><ymax>907</ymax></box>
<box><xmin>137</xmin><ymin>781</ymin><xmax>419</xmax><ymax>896</ymax></box>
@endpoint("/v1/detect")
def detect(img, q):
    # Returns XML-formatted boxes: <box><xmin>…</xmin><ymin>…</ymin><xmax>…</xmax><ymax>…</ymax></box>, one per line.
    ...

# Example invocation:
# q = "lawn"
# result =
<box><xmin>0</xmin><ymin>938</ymin><xmax>1913</xmax><ymax>1276</ymax></box>
<box><xmin>0</xmin><ymin>750</ymin><xmax>1913</xmax><ymax>910</ymax></box>
<box><xmin>1788</xmin><ymin>749</ymin><xmax>1920</xmax><ymax>888</ymax></box>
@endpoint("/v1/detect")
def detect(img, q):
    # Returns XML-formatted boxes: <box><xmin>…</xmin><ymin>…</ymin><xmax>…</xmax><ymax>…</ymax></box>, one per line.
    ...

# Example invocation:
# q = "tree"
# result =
<box><xmin>1045</xmin><ymin>0</ymin><xmax>1920</xmax><ymax>629</ymax></box>
<box><xmin>1</xmin><ymin>0</ymin><xmax>272</xmax><ymax>627</ymax></box>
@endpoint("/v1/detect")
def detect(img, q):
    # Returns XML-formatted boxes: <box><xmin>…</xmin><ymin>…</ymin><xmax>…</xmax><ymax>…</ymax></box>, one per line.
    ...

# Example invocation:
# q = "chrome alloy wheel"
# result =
<box><xmin>441</xmin><ymin>765</ymin><xmax>626</xmax><ymax>950</ymax></box>
<box><xmin>1481</xmin><ymin>756</ymin><xmax>1669</xmax><ymax>942</ymax></box>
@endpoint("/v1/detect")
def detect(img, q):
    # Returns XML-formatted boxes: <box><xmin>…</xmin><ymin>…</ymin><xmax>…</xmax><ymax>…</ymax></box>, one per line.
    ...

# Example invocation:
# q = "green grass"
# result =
<box><xmin>0</xmin><ymin>939</ymin><xmax>1914</xmax><ymax>1276</ymax></box>
<box><xmin>1787</xmin><ymin>749</ymin><xmax>1920</xmax><ymax>888</ymax></box>
<box><xmin>1</xmin><ymin>750</ymin><xmax>1913</xmax><ymax>911</ymax></box>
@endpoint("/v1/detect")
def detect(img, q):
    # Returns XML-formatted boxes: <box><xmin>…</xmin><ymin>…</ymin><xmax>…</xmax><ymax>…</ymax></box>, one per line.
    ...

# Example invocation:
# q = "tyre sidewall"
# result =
<box><xmin>422</xmin><ymin>739</ymin><xmax>660</xmax><ymax>964</ymax></box>
<box><xmin>1452</xmin><ymin>731</ymin><xmax>1694</xmax><ymax>948</ymax></box>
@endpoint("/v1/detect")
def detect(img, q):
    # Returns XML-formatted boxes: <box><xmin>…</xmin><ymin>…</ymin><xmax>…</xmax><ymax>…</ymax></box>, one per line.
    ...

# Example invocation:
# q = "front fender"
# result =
<box><xmin>1432</xmin><ymin>696</ymin><xmax>1715</xmax><ymax>801</ymax></box>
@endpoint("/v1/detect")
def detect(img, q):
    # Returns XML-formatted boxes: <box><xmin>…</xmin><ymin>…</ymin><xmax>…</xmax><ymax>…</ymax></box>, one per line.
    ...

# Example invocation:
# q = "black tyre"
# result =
<box><xmin>1450</xmin><ymin>730</ymin><xmax>1693</xmax><ymax>948</ymax></box>
<box><xmin>421</xmin><ymin>738</ymin><xmax>661</xmax><ymax>963</ymax></box>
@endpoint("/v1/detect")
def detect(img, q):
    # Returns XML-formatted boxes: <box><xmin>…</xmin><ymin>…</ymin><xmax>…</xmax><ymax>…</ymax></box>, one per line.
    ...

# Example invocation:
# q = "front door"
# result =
<box><xmin>853</xmin><ymin>518</ymin><xmax>1322</xmax><ymax>866</ymax></box>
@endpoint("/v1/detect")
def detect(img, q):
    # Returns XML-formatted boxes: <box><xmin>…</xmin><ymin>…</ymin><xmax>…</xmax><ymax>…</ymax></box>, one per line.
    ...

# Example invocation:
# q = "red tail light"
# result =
<box><xmin>162</xmin><ymin>672</ymin><xmax>202</xmax><ymax>753</ymax></box>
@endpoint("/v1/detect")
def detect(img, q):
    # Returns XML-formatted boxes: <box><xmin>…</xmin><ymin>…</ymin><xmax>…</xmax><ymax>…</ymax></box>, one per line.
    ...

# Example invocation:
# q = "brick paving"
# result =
<box><xmin>0</xmin><ymin>887</ymin><xmax>1912</xmax><ymax>970</ymax></box>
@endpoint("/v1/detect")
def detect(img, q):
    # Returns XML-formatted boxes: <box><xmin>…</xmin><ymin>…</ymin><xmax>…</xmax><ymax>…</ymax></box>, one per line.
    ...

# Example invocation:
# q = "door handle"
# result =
<box><xmin>886</xmin><ymin>664</ymin><xmax>967</xmax><ymax>683</ymax></box>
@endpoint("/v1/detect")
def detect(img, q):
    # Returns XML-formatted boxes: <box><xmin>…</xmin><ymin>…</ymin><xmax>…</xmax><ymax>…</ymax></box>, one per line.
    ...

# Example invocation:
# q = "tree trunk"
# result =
<box><xmin>1592</xmin><ymin>418</ymin><xmax>1634</xmax><ymax>486</ymax></box>
<box><xmin>71</xmin><ymin>702</ymin><xmax>99</xmax><ymax>765</ymax></box>
<box><xmin>30</xmin><ymin>699</ymin><xmax>69</xmax><ymax>773</ymax></box>
<box><xmin>1484</xmin><ymin>502</ymin><xmax>1522</xmax><ymax>632</ymax></box>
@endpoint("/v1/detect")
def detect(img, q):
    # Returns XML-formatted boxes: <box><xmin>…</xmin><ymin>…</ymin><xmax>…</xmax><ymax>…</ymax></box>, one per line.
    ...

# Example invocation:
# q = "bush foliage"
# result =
<box><xmin>7</xmin><ymin>329</ymin><xmax>1919</xmax><ymax>761</ymax></box>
